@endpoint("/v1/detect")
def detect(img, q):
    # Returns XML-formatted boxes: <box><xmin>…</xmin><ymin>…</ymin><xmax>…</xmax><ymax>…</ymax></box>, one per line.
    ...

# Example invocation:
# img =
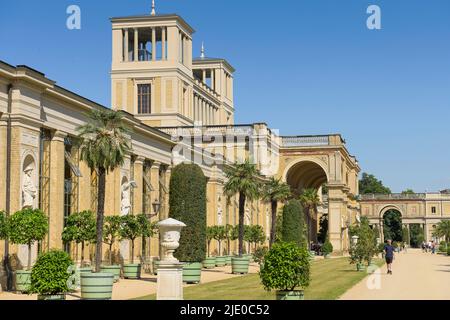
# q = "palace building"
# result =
<box><xmin>0</xmin><ymin>5</ymin><xmax>361</xmax><ymax>283</ymax></box>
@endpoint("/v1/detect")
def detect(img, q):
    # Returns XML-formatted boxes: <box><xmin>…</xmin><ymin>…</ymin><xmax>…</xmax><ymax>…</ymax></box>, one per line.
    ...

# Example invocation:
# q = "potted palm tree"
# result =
<box><xmin>77</xmin><ymin>109</ymin><xmax>131</xmax><ymax>300</ymax></box>
<box><xmin>30</xmin><ymin>250</ymin><xmax>73</xmax><ymax>300</ymax></box>
<box><xmin>119</xmin><ymin>214</ymin><xmax>142</xmax><ymax>279</ymax></box>
<box><xmin>203</xmin><ymin>226</ymin><xmax>216</xmax><ymax>269</ymax></box>
<box><xmin>169</xmin><ymin>163</ymin><xmax>207</xmax><ymax>284</ymax></box>
<box><xmin>8</xmin><ymin>208</ymin><xmax>48</xmax><ymax>293</ymax></box>
<box><xmin>101</xmin><ymin>215</ymin><xmax>122</xmax><ymax>282</ymax></box>
<box><xmin>224</xmin><ymin>161</ymin><xmax>262</xmax><ymax>274</ymax></box>
<box><xmin>262</xmin><ymin>177</ymin><xmax>291</xmax><ymax>248</ymax></box>
<box><xmin>260</xmin><ymin>242</ymin><xmax>310</xmax><ymax>300</ymax></box>
<box><xmin>213</xmin><ymin>226</ymin><xmax>227</xmax><ymax>267</ymax></box>
<box><xmin>299</xmin><ymin>188</ymin><xmax>321</xmax><ymax>249</ymax></box>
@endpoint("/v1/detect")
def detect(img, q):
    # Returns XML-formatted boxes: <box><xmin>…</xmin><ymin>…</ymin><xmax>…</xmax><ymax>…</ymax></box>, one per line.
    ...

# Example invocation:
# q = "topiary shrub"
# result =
<box><xmin>169</xmin><ymin>163</ymin><xmax>207</xmax><ymax>262</ymax></box>
<box><xmin>248</xmin><ymin>225</ymin><xmax>266</xmax><ymax>252</ymax></box>
<box><xmin>281</xmin><ymin>200</ymin><xmax>306</xmax><ymax>248</ymax></box>
<box><xmin>119</xmin><ymin>215</ymin><xmax>141</xmax><ymax>264</ymax></box>
<box><xmin>61</xmin><ymin>211</ymin><xmax>96</xmax><ymax>266</ymax></box>
<box><xmin>103</xmin><ymin>215</ymin><xmax>122</xmax><ymax>265</ymax></box>
<box><xmin>321</xmin><ymin>240</ymin><xmax>333</xmax><ymax>256</ymax></box>
<box><xmin>8</xmin><ymin>208</ymin><xmax>48</xmax><ymax>270</ymax></box>
<box><xmin>30</xmin><ymin>250</ymin><xmax>73</xmax><ymax>296</ymax></box>
<box><xmin>260</xmin><ymin>242</ymin><xmax>310</xmax><ymax>292</ymax></box>
<box><xmin>0</xmin><ymin>211</ymin><xmax>8</xmax><ymax>240</ymax></box>
<box><xmin>253</xmin><ymin>246</ymin><xmax>268</xmax><ymax>266</ymax></box>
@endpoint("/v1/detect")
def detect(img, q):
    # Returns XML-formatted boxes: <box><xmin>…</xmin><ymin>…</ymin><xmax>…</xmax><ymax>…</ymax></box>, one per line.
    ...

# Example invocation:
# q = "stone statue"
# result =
<box><xmin>22</xmin><ymin>164</ymin><xmax>37</xmax><ymax>208</ymax></box>
<box><xmin>245</xmin><ymin>206</ymin><xmax>250</xmax><ymax>225</ymax></box>
<box><xmin>120</xmin><ymin>181</ymin><xmax>132</xmax><ymax>216</ymax></box>
<box><xmin>356</xmin><ymin>211</ymin><xmax>361</xmax><ymax>224</ymax></box>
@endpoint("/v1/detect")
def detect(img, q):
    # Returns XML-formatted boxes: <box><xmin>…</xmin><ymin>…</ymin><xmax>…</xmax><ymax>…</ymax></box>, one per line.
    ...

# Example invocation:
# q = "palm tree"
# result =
<box><xmin>262</xmin><ymin>177</ymin><xmax>291</xmax><ymax>248</ymax></box>
<box><xmin>77</xmin><ymin>109</ymin><xmax>131</xmax><ymax>272</ymax></box>
<box><xmin>434</xmin><ymin>220</ymin><xmax>450</xmax><ymax>242</ymax></box>
<box><xmin>299</xmin><ymin>188</ymin><xmax>321</xmax><ymax>247</ymax></box>
<box><xmin>224</xmin><ymin>160</ymin><xmax>261</xmax><ymax>257</ymax></box>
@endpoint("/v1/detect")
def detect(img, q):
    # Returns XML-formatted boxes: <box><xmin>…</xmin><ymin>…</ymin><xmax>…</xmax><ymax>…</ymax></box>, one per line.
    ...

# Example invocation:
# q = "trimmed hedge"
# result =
<box><xmin>169</xmin><ymin>163</ymin><xmax>207</xmax><ymax>262</ymax></box>
<box><xmin>281</xmin><ymin>200</ymin><xmax>306</xmax><ymax>248</ymax></box>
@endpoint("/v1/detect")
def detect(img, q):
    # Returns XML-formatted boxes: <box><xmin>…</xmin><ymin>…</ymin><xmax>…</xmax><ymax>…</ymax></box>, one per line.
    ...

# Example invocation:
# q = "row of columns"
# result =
<box><xmin>193</xmin><ymin>94</ymin><xmax>218</xmax><ymax>125</ymax></box>
<box><xmin>122</xmin><ymin>27</ymin><xmax>167</xmax><ymax>62</ymax></box>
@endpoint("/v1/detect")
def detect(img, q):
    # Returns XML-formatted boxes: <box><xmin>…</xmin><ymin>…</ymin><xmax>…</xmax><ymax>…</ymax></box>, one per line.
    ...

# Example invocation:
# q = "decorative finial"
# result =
<box><xmin>151</xmin><ymin>0</ymin><xmax>156</xmax><ymax>16</ymax></box>
<box><xmin>201</xmin><ymin>42</ymin><xmax>205</xmax><ymax>58</ymax></box>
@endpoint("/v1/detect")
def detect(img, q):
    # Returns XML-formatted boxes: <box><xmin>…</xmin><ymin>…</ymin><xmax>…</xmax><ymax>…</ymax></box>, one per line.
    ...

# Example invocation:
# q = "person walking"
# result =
<box><xmin>384</xmin><ymin>239</ymin><xmax>395</xmax><ymax>275</ymax></box>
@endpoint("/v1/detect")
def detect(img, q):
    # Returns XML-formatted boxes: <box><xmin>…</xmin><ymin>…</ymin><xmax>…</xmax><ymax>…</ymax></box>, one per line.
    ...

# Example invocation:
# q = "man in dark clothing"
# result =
<box><xmin>384</xmin><ymin>239</ymin><xmax>395</xmax><ymax>275</ymax></box>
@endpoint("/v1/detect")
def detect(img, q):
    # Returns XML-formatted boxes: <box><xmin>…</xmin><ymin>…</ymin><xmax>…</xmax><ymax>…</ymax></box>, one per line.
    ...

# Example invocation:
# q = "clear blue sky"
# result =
<box><xmin>1</xmin><ymin>0</ymin><xmax>450</xmax><ymax>192</ymax></box>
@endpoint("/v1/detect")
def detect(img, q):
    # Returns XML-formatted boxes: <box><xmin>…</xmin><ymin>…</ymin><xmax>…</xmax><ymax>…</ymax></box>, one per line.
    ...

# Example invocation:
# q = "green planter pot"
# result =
<box><xmin>123</xmin><ymin>263</ymin><xmax>141</xmax><ymax>279</ymax></box>
<box><xmin>356</xmin><ymin>263</ymin><xmax>365</xmax><ymax>272</ymax></box>
<box><xmin>153</xmin><ymin>260</ymin><xmax>159</xmax><ymax>275</ymax></box>
<box><xmin>231</xmin><ymin>256</ymin><xmax>249</xmax><ymax>274</ymax></box>
<box><xmin>15</xmin><ymin>270</ymin><xmax>32</xmax><ymax>293</ymax></box>
<box><xmin>100</xmin><ymin>265</ymin><xmax>121</xmax><ymax>282</ymax></box>
<box><xmin>276</xmin><ymin>290</ymin><xmax>304</xmax><ymax>300</ymax></box>
<box><xmin>182</xmin><ymin>262</ymin><xmax>202</xmax><ymax>284</ymax></box>
<box><xmin>74</xmin><ymin>267</ymin><xmax>92</xmax><ymax>289</ymax></box>
<box><xmin>225</xmin><ymin>255</ymin><xmax>232</xmax><ymax>265</ymax></box>
<box><xmin>202</xmin><ymin>257</ymin><xmax>216</xmax><ymax>269</ymax></box>
<box><xmin>215</xmin><ymin>256</ymin><xmax>226</xmax><ymax>267</ymax></box>
<box><xmin>80</xmin><ymin>272</ymin><xmax>114</xmax><ymax>300</ymax></box>
<box><xmin>37</xmin><ymin>294</ymin><xmax>66</xmax><ymax>300</ymax></box>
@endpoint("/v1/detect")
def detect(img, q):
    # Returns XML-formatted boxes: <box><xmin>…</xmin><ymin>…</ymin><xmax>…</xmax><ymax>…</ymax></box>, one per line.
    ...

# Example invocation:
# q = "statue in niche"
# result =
<box><xmin>245</xmin><ymin>206</ymin><xmax>251</xmax><ymax>225</ymax></box>
<box><xmin>120</xmin><ymin>181</ymin><xmax>132</xmax><ymax>216</ymax></box>
<box><xmin>22</xmin><ymin>164</ymin><xmax>37</xmax><ymax>209</ymax></box>
<box><xmin>355</xmin><ymin>211</ymin><xmax>361</xmax><ymax>224</ymax></box>
<box><xmin>217</xmin><ymin>198</ymin><xmax>223</xmax><ymax>226</ymax></box>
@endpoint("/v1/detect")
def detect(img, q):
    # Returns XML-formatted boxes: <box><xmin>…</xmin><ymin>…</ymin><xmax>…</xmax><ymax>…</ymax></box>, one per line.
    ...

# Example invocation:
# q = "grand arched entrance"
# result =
<box><xmin>285</xmin><ymin>160</ymin><xmax>328</xmax><ymax>246</ymax></box>
<box><xmin>382</xmin><ymin>209</ymin><xmax>403</xmax><ymax>242</ymax></box>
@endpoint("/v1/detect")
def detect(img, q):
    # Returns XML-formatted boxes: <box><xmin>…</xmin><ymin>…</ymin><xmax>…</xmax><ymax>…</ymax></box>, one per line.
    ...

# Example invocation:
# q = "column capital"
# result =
<box><xmin>52</xmin><ymin>130</ymin><xmax>66</xmax><ymax>142</ymax></box>
<box><xmin>151</xmin><ymin>161</ymin><xmax>161</xmax><ymax>169</ymax></box>
<box><xmin>134</xmin><ymin>156</ymin><xmax>145</xmax><ymax>164</ymax></box>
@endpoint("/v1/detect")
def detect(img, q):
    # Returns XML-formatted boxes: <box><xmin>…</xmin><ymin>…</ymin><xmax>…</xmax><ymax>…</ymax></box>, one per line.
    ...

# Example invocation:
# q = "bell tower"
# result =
<box><xmin>110</xmin><ymin>8</ymin><xmax>195</xmax><ymax>127</ymax></box>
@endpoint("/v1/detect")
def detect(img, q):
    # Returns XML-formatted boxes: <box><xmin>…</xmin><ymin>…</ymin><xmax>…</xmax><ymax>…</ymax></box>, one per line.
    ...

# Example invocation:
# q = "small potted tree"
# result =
<box><xmin>203</xmin><ymin>226</ymin><xmax>216</xmax><ymax>269</ymax></box>
<box><xmin>213</xmin><ymin>226</ymin><xmax>227</xmax><ymax>267</ymax></box>
<box><xmin>136</xmin><ymin>214</ymin><xmax>158</xmax><ymax>274</ymax></box>
<box><xmin>8</xmin><ymin>208</ymin><xmax>48</xmax><ymax>293</ymax></box>
<box><xmin>224</xmin><ymin>224</ymin><xmax>234</xmax><ymax>265</ymax></box>
<box><xmin>249</xmin><ymin>225</ymin><xmax>266</xmax><ymax>254</ymax></box>
<box><xmin>29</xmin><ymin>250</ymin><xmax>73</xmax><ymax>300</ymax></box>
<box><xmin>119</xmin><ymin>214</ymin><xmax>142</xmax><ymax>279</ymax></box>
<box><xmin>101</xmin><ymin>215</ymin><xmax>122</xmax><ymax>282</ymax></box>
<box><xmin>253</xmin><ymin>246</ymin><xmax>268</xmax><ymax>271</ymax></box>
<box><xmin>260</xmin><ymin>242</ymin><xmax>310</xmax><ymax>300</ymax></box>
<box><xmin>321</xmin><ymin>239</ymin><xmax>333</xmax><ymax>259</ymax></box>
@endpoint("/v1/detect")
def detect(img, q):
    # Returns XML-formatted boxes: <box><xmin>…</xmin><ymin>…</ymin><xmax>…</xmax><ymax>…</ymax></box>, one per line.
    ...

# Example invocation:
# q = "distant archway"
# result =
<box><xmin>285</xmin><ymin>160</ymin><xmax>328</xmax><ymax>245</ymax></box>
<box><xmin>382</xmin><ymin>209</ymin><xmax>403</xmax><ymax>242</ymax></box>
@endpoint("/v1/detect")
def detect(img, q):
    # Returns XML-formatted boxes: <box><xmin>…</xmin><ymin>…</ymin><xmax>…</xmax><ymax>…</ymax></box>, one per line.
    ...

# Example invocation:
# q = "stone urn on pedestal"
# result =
<box><xmin>156</xmin><ymin>218</ymin><xmax>186</xmax><ymax>300</ymax></box>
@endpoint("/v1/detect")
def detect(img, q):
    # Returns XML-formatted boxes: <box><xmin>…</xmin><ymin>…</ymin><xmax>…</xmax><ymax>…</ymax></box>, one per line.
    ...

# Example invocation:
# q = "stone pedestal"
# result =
<box><xmin>156</xmin><ymin>262</ymin><xmax>184</xmax><ymax>300</ymax></box>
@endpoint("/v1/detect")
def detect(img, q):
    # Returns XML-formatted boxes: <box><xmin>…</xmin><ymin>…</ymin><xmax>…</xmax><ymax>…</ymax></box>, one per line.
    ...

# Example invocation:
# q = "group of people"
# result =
<box><xmin>421</xmin><ymin>241</ymin><xmax>436</xmax><ymax>254</ymax></box>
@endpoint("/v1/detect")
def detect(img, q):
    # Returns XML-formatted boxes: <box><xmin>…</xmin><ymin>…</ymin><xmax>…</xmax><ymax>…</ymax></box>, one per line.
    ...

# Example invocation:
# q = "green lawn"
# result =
<box><xmin>135</xmin><ymin>257</ymin><xmax>385</xmax><ymax>300</ymax></box>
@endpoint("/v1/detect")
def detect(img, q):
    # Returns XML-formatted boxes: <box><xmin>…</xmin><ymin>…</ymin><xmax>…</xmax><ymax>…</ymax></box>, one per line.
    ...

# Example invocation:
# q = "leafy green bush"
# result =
<box><xmin>321</xmin><ymin>240</ymin><xmax>333</xmax><ymax>255</ymax></box>
<box><xmin>0</xmin><ymin>211</ymin><xmax>8</xmax><ymax>240</ymax></box>
<box><xmin>61</xmin><ymin>211</ymin><xmax>96</xmax><ymax>265</ymax></box>
<box><xmin>103</xmin><ymin>215</ymin><xmax>122</xmax><ymax>265</ymax></box>
<box><xmin>281</xmin><ymin>200</ymin><xmax>306</xmax><ymax>248</ymax></box>
<box><xmin>169</xmin><ymin>163</ymin><xmax>207</xmax><ymax>262</ymax></box>
<box><xmin>136</xmin><ymin>213</ymin><xmax>158</xmax><ymax>260</ymax></box>
<box><xmin>259</xmin><ymin>242</ymin><xmax>310</xmax><ymax>292</ymax></box>
<box><xmin>253</xmin><ymin>246</ymin><xmax>268</xmax><ymax>265</ymax></box>
<box><xmin>119</xmin><ymin>215</ymin><xmax>141</xmax><ymax>264</ymax></box>
<box><xmin>8</xmin><ymin>208</ymin><xmax>48</xmax><ymax>269</ymax></box>
<box><xmin>348</xmin><ymin>217</ymin><xmax>377</xmax><ymax>266</ymax></box>
<box><xmin>377</xmin><ymin>242</ymin><xmax>386</xmax><ymax>254</ymax></box>
<box><xmin>30</xmin><ymin>250</ymin><xmax>73</xmax><ymax>295</ymax></box>
<box><xmin>212</xmin><ymin>226</ymin><xmax>227</xmax><ymax>256</ymax></box>
<box><xmin>206</xmin><ymin>226</ymin><xmax>215</xmax><ymax>257</ymax></box>
<box><xmin>438</xmin><ymin>241</ymin><xmax>447</xmax><ymax>253</ymax></box>
<box><xmin>247</xmin><ymin>225</ymin><xmax>266</xmax><ymax>252</ymax></box>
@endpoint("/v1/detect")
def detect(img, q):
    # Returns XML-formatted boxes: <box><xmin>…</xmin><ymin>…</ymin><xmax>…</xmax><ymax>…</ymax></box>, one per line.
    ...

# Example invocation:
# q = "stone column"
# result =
<box><xmin>0</xmin><ymin>119</ymin><xmax>6</xmax><ymax>211</ymax></box>
<box><xmin>211</xmin><ymin>69</ymin><xmax>215</xmax><ymax>90</ymax></box>
<box><xmin>134</xmin><ymin>28</ymin><xmax>139</xmax><ymax>62</ymax></box>
<box><xmin>424</xmin><ymin>223</ymin><xmax>429</xmax><ymax>242</ymax></box>
<box><xmin>202</xmin><ymin>70</ymin><xmax>206</xmax><ymax>84</ymax></box>
<box><xmin>133</xmin><ymin>157</ymin><xmax>144</xmax><ymax>215</ymax></box>
<box><xmin>150</xmin><ymin>161</ymin><xmax>161</xmax><ymax>257</ymax></box>
<box><xmin>327</xmin><ymin>185</ymin><xmax>346</xmax><ymax>254</ymax></box>
<box><xmin>161</xmin><ymin>27</ymin><xmax>166</xmax><ymax>60</ymax></box>
<box><xmin>48</xmin><ymin>131</ymin><xmax>66</xmax><ymax>250</ymax></box>
<box><xmin>124</xmin><ymin>29</ymin><xmax>129</xmax><ymax>62</ymax></box>
<box><xmin>152</xmin><ymin>28</ymin><xmax>157</xmax><ymax>61</ymax></box>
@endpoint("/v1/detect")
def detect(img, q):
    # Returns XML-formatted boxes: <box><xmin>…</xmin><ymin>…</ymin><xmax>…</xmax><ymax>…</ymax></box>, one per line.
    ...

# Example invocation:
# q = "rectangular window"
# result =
<box><xmin>431</xmin><ymin>206</ymin><xmax>436</xmax><ymax>214</ymax></box>
<box><xmin>137</xmin><ymin>84</ymin><xmax>151</xmax><ymax>114</ymax></box>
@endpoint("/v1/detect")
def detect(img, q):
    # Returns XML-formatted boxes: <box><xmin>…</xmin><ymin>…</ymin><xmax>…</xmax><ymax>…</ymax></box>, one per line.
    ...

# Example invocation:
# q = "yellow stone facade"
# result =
<box><xmin>0</xmin><ymin>8</ymin><xmax>362</xmax><ymax>288</ymax></box>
